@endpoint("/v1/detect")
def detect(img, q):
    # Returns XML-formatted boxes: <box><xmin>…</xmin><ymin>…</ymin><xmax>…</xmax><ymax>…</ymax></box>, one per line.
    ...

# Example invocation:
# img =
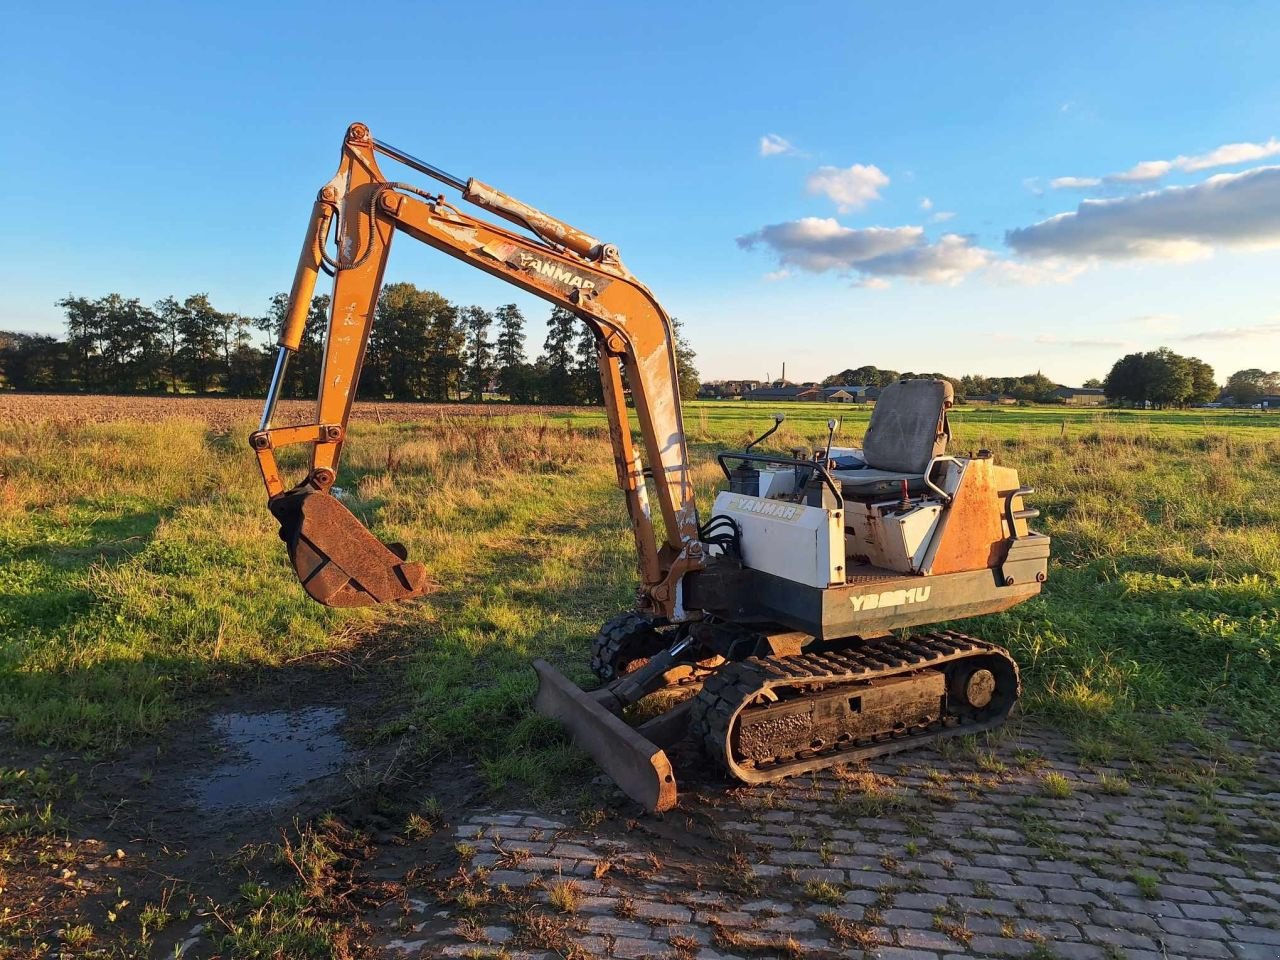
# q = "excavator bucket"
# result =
<box><xmin>269</xmin><ymin>486</ymin><xmax>438</xmax><ymax>607</ymax></box>
<box><xmin>532</xmin><ymin>659</ymin><xmax>678</xmax><ymax>812</ymax></box>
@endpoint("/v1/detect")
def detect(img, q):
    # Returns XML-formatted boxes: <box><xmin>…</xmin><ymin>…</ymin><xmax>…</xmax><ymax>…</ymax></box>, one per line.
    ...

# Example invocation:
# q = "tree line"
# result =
<box><xmin>822</xmin><ymin>365</ymin><xmax>1065</xmax><ymax>403</ymax></box>
<box><xmin>0</xmin><ymin>284</ymin><xmax>700</xmax><ymax>403</ymax></box>
<box><xmin>823</xmin><ymin>353</ymin><xmax>1276</xmax><ymax>408</ymax></box>
<box><xmin>1103</xmin><ymin>349</ymin><xmax>1278</xmax><ymax>407</ymax></box>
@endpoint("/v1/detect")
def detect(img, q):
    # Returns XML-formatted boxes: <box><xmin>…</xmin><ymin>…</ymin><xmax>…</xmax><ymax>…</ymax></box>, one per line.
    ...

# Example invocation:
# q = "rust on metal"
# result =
<box><xmin>532</xmin><ymin>659</ymin><xmax>677</xmax><ymax>812</ymax></box>
<box><xmin>268</xmin><ymin>487</ymin><xmax>437</xmax><ymax>607</ymax></box>
<box><xmin>927</xmin><ymin>459</ymin><xmax>1008</xmax><ymax>574</ymax></box>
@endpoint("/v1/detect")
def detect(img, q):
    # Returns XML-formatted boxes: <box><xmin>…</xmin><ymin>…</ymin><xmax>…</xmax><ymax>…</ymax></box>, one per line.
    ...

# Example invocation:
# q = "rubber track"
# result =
<box><xmin>690</xmin><ymin>630</ymin><xmax>1020</xmax><ymax>784</ymax></box>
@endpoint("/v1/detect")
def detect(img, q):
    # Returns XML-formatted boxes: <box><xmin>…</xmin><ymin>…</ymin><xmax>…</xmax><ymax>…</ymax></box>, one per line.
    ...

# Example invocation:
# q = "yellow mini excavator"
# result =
<box><xmin>252</xmin><ymin>124</ymin><xmax>1050</xmax><ymax>812</ymax></box>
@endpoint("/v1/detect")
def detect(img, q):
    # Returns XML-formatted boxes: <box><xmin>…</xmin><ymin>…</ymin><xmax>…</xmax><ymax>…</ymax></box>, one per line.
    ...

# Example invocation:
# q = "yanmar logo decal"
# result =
<box><xmin>728</xmin><ymin>496</ymin><xmax>804</xmax><ymax>522</ymax></box>
<box><xmin>850</xmin><ymin>586</ymin><xmax>931</xmax><ymax>612</ymax></box>
<box><xmin>515</xmin><ymin>252</ymin><xmax>598</xmax><ymax>290</ymax></box>
<box><xmin>479</xmin><ymin>240</ymin><xmax>610</xmax><ymax>294</ymax></box>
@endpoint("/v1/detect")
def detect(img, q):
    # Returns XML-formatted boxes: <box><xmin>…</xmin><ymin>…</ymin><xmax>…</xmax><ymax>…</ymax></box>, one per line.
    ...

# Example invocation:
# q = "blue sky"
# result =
<box><xmin>3</xmin><ymin>1</ymin><xmax>1278</xmax><ymax>386</ymax></box>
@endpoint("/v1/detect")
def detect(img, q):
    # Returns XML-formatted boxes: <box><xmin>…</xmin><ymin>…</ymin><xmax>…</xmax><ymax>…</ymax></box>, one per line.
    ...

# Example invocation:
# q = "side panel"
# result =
<box><xmin>743</xmin><ymin>565</ymin><xmax>1045</xmax><ymax>639</ymax></box>
<box><xmin>928</xmin><ymin>458</ymin><xmax>1009</xmax><ymax>574</ymax></box>
<box><xmin>712</xmin><ymin>491</ymin><xmax>843</xmax><ymax>588</ymax></box>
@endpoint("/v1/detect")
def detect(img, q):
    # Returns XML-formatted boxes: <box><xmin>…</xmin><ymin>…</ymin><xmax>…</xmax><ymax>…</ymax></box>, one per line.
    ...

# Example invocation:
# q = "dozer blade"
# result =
<box><xmin>269</xmin><ymin>486</ymin><xmax>438</xmax><ymax>608</ymax></box>
<box><xmin>532</xmin><ymin>659</ymin><xmax>677</xmax><ymax>813</ymax></box>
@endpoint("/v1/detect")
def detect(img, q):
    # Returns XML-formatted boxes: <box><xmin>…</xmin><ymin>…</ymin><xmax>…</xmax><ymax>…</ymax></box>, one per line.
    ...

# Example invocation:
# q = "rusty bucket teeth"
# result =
<box><xmin>269</xmin><ymin>487</ymin><xmax>438</xmax><ymax>608</ymax></box>
<box><xmin>532</xmin><ymin>659</ymin><xmax>678</xmax><ymax>813</ymax></box>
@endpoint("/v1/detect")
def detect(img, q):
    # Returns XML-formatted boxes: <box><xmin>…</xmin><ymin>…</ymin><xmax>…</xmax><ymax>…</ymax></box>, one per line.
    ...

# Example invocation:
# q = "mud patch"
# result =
<box><xmin>189</xmin><ymin>706</ymin><xmax>350</xmax><ymax>812</ymax></box>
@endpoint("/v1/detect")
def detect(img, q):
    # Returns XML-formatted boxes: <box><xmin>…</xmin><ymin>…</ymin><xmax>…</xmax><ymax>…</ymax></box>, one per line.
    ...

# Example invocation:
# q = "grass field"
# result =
<box><xmin>2</xmin><ymin>394</ymin><xmax>1279</xmax><ymax>796</ymax></box>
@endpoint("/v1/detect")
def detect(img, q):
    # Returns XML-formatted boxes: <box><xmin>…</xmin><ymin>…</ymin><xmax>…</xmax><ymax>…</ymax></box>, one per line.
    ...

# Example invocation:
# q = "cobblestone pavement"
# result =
<box><xmin>371</xmin><ymin>723</ymin><xmax>1280</xmax><ymax>960</ymax></box>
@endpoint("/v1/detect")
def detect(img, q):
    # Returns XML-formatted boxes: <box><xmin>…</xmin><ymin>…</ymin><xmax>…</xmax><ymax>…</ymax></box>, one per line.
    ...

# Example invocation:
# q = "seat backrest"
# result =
<box><xmin>862</xmin><ymin>379</ymin><xmax>953</xmax><ymax>473</ymax></box>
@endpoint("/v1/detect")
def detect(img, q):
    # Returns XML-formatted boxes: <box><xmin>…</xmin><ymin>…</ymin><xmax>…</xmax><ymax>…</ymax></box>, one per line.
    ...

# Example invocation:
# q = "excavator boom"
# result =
<box><xmin>252</xmin><ymin>123</ymin><xmax>700</xmax><ymax>616</ymax></box>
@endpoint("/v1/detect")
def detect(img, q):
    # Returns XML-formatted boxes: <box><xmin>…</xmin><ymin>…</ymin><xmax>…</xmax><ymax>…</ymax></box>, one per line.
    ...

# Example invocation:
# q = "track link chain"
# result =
<box><xmin>690</xmin><ymin>630</ymin><xmax>1020</xmax><ymax>784</ymax></box>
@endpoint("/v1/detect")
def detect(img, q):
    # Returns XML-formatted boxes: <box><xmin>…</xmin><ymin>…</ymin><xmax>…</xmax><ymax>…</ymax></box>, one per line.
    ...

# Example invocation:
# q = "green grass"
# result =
<box><xmin>1</xmin><ymin>402</ymin><xmax>1278</xmax><ymax>798</ymax></box>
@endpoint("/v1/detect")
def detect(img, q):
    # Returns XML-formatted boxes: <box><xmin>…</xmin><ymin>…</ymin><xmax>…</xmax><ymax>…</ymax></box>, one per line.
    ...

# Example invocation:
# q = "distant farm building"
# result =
<box><xmin>964</xmin><ymin>393</ymin><xmax>1017</xmax><ymax>405</ymax></box>
<box><xmin>1053</xmin><ymin>386</ymin><xmax>1107</xmax><ymax>406</ymax></box>
<box><xmin>822</xmin><ymin>385</ymin><xmax>878</xmax><ymax>403</ymax></box>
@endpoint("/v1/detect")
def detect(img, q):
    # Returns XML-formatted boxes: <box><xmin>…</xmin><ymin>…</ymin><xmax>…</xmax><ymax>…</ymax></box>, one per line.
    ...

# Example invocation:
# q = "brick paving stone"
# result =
<box><xmin>1080</xmin><ymin>924</ymin><xmax>1158</xmax><ymax>949</ymax></box>
<box><xmin>1112</xmin><ymin>896</ymin><xmax>1186</xmax><ymax>918</ymax></box>
<box><xmin>966</xmin><ymin>935</ymin><xmax>1036</xmax><ymax>956</ymax></box>
<box><xmin>896</xmin><ymin>928</ymin><xmax>955</xmax><ymax>950</ymax></box>
<box><xmin>1159</xmin><ymin>883</ymin><xmax>1218</xmax><ymax>904</ymax></box>
<box><xmin>586</xmin><ymin>916</ymin><xmax>654</xmax><ymax>939</ymax></box>
<box><xmin>1156</xmin><ymin>916</ymin><xmax>1229</xmax><ymax>939</ymax></box>
<box><xmin>952</xmin><ymin>865</ymin><xmax>1011</xmax><ymax>883</ymax></box>
<box><xmin>894</xmin><ymin>892</ymin><xmax>949</xmax><ymax>911</ymax></box>
<box><xmin>760</xmin><ymin>916</ymin><xmax>816</xmax><ymax>933</ymax></box>
<box><xmin>1233</xmin><ymin>943</ymin><xmax>1280</xmax><ymax>960</ymax></box>
<box><xmin>1164</xmin><ymin>871</ymin><xmax>1224</xmax><ymax>889</ymax></box>
<box><xmin>634</xmin><ymin>901</ymin><xmax>694</xmax><ymax>923</ymax></box>
<box><xmin>1025</xmin><ymin>920</ymin><xmax>1081</xmax><ymax>940</ymax></box>
<box><xmin>1014</xmin><ymin>870</ymin><xmax>1081</xmax><ymax>888</ymax></box>
<box><xmin>842</xmin><ymin>887</ymin><xmax>881</xmax><ymax>904</ymax></box>
<box><xmin>1229</xmin><ymin>924</ymin><xmax>1280</xmax><ymax>945</ymax></box>
<box><xmin>793</xmin><ymin>867</ymin><xmax>846</xmax><ymax>883</ymax></box>
<box><xmin>952</xmin><ymin>896</ymin><xmax>1020</xmax><ymax>915</ymax></box>
<box><xmin>1046</xmin><ymin>888</ymin><xmax>1107</xmax><ymax>907</ymax></box>
<box><xmin>1175</xmin><ymin>938</ymin><xmax>1241</xmax><ymax>960</ymax></box>
<box><xmin>1088</xmin><ymin>908</ymin><xmax>1161</xmax><ymax>933</ymax></box>
<box><xmin>1049</xmin><ymin>943</ymin><xmax>1108</xmax><ymax>960</ymax></box>
<box><xmin>873</xmin><ymin>948</ymin><xmax>942</xmax><ymax>960</ymax></box>
<box><xmin>989</xmin><ymin>883</ymin><xmax>1045</xmax><ymax>901</ymax></box>
<box><xmin>881</xmin><ymin>908</ymin><xmax>935</xmax><ymax>928</ymax></box>
<box><xmin>661</xmin><ymin>923</ymin><xmax>713</xmax><ymax>944</ymax></box>
<box><xmin>612</xmin><ymin>937</ymin><xmax>660</xmax><ymax>959</ymax></box>
<box><xmin>521</xmin><ymin>816</ymin><xmax>566</xmax><ymax>829</ymax></box>
<box><xmin>1179</xmin><ymin>902</ymin><xmax>1247</xmax><ymax>922</ymax></box>
<box><xmin>1020</xmin><ymin>902</ymin><xmax>1090</xmax><ymax>923</ymax></box>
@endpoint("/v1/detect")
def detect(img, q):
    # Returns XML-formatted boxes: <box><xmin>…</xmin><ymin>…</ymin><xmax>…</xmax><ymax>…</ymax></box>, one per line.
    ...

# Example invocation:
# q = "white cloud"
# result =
<box><xmin>1180</xmin><ymin>321</ymin><xmax>1280</xmax><ymax>342</ymax></box>
<box><xmin>985</xmin><ymin>258</ymin><xmax>1088</xmax><ymax>285</ymax></box>
<box><xmin>759</xmin><ymin>134</ymin><xmax>796</xmax><ymax>157</ymax></box>
<box><xmin>920</xmin><ymin>197</ymin><xmax>934</xmax><ymax>211</ymax></box>
<box><xmin>1176</xmin><ymin>138</ymin><xmax>1280</xmax><ymax>172</ymax></box>
<box><xmin>763</xmin><ymin>269</ymin><xmax>791</xmax><ymax>282</ymax></box>
<box><xmin>1035</xmin><ymin>333</ymin><xmax>1129</xmax><ymax>349</ymax></box>
<box><xmin>1006</xmin><ymin>165</ymin><xmax>1280</xmax><ymax>261</ymax></box>
<box><xmin>1050</xmin><ymin>137</ymin><xmax>1280</xmax><ymax>190</ymax></box>
<box><xmin>737</xmin><ymin>217</ymin><xmax>992</xmax><ymax>286</ymax></box>
<box><xmin>931</xmin><ymin>210</ymin><xmax>956</xmax><ymax>223</ymax></box>
<box><xmin>805</xmin><ymin>164</ymin><xmax>890</xmax><ymax>212</ymax></box>
<box><xmin>1049</xmin><ymin>176</ymin><xmax>1102</xmax><ymax>190</ymax></box>
<box><xmin>1106</xmin><ymin>160</ymin><xmax>1172</xmax><ymax>183</ymax></box>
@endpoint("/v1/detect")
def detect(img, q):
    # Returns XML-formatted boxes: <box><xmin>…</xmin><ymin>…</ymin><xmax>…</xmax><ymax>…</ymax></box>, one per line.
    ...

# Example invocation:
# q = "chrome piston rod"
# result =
<box><xmin>372</xmin><ymin>139</ymin><xmax>467</xmax><ymax>193</ymax></box>
<box><xmin>259</xmin><ymin>346</ymin><xmax>292</xmax><ymax>431</ymax></box>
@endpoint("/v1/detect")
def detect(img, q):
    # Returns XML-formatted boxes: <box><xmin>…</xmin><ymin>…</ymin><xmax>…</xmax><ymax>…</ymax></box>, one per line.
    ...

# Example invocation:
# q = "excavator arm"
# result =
<box><xmin>251</xmin><ymin>123</ymin><xmax>701</xmax><ymax>616</ymax></box>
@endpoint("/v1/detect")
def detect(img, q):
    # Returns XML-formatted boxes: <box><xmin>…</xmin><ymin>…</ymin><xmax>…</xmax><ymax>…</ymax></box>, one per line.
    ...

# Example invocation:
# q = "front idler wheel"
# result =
<box><xmin>590</xmin><ymin>613</ymin><xmax>667</xmax><ymax>682</ymax></box>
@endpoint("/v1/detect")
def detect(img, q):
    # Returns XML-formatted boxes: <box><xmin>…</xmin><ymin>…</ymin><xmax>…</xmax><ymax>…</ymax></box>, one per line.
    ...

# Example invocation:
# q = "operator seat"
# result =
<box><xmin>833</xmin><ymin>379</ymin><xmax>953</xmax><ymax>496</ymax></box>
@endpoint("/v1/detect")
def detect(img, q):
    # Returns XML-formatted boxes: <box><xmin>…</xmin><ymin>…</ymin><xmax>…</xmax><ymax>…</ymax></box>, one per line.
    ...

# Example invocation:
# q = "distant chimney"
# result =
<box><xmin>782</xmin><ymin>361</ymin><xmax>787</xmax><ymax>383</ymax></box>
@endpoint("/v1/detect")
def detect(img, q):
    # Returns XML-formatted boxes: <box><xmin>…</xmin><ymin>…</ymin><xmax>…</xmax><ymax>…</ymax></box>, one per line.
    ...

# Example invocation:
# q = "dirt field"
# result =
<box><xmin>0</xmin><ymin>393</ymin><xmax>581</xmax><ymax>431</ymax></box>
<box><xmin>1</xmin><ymin>393</ymin><xmax>1277</xmax><ymax>958</ymax></box>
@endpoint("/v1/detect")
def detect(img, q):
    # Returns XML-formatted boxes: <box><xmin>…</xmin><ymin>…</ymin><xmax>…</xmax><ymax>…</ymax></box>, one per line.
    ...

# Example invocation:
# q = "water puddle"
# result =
<box><xmin>188</xmin><ymin>706</ymin><xmax>350</xmax><ymax>811</ymax></box>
